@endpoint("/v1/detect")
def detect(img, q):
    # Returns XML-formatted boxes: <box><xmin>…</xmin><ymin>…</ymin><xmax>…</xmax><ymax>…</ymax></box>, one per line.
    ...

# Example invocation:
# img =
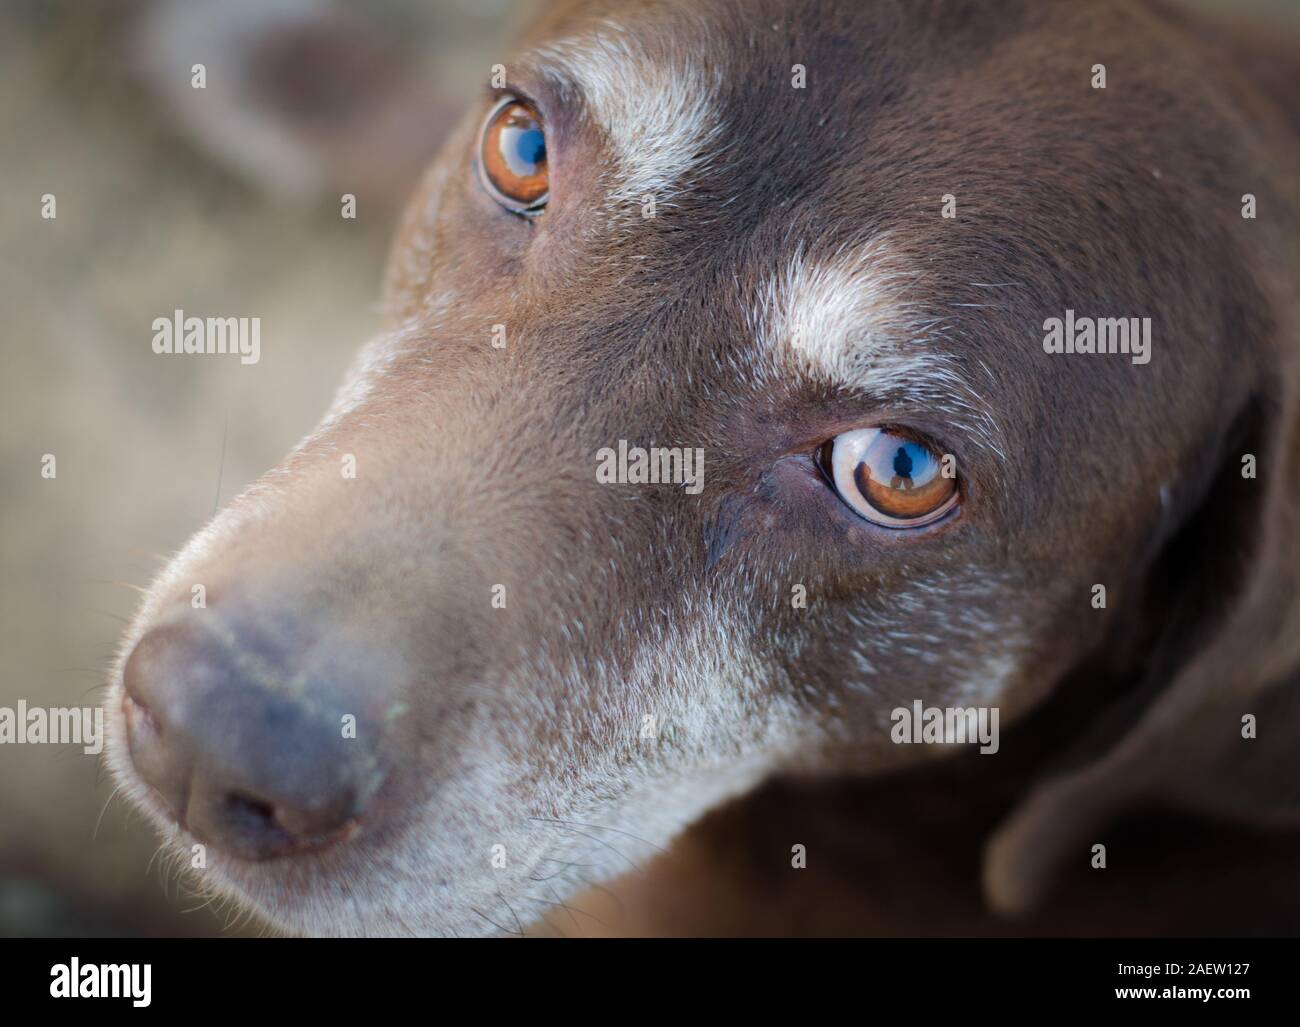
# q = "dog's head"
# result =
<box><xmin>107</xmin><ymin>0</ymin><xmax>1300</xmax><ymax>935</ymax></box>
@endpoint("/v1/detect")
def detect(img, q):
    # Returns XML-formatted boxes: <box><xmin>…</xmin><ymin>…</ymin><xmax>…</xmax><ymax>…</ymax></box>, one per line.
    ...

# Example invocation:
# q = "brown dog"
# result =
<box><xmin>108</xmin><ymin>0</ymin><xmax>1300</xmax><ymax>936</ymax></box>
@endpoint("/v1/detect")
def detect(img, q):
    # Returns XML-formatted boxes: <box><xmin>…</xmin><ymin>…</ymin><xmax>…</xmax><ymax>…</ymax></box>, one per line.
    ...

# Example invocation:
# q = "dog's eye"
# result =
<box><xmin>817</xmin><ymin>428</ymin><xmax>958</xmax><ymax>528</ymax></box>
<box><xmin>478</xmin><ymin>96</ymin><xmax>548</xmax><ymax>214</ymax></box>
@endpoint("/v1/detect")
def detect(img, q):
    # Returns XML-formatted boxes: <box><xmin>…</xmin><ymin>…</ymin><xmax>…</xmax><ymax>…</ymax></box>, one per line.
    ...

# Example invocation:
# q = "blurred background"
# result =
<box><xmin>2</xmin><ymin>0</ymin><xmax>1297</xmax><ymax>937</ymax></box>
<box><xmin>0</xmin><ymin>0</ymin><xmax>525</xmax><ymax>936</ymax></box>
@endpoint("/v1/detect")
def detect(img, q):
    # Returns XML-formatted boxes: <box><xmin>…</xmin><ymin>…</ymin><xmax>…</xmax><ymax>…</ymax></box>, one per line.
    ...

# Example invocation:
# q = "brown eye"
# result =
<box><xmin>478</xmin><ymin>96</ymin><xmax>548</xmax><ymax>213</ymax></box>
<box><xmin>821</xmin><ymin>427</ymin><xmax>958</xmax><ymax>528</ymax></box>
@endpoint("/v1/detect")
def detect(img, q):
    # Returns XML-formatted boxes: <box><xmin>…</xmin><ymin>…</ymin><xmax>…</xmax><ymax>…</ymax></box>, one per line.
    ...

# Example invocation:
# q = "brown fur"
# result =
<box><xmin>111</xmin><ymin>0</ymin><xmax>1300</xmax><ymax>935</ymax></box>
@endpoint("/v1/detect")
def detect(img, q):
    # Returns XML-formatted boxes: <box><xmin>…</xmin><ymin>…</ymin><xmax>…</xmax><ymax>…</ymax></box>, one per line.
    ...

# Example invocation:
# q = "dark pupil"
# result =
<box><xmin>860</xmin><ymin>441</ymin><xmax>932</xmax><ymax>492</ymax></box>
<box><xmin>500</xmin><ymin>118</ymin><xmax>546</xmax><ymax>177</ymax></box>
<box><xmin>892</xmin><ymin>443</ymin><xmax>933</xmax><ymax>484</ymax></box>
<box><xmin>892</xmin><ymin>446</ymin><xmax>914</xmax><ymax>479</ymax></box>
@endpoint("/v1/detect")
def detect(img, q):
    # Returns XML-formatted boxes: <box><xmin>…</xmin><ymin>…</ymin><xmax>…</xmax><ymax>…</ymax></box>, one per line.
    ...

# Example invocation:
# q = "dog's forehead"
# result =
<box><xmin>517</xmin><ymin>0</ymin><xmax>1020</xmax><ymax>205</ymax></box>
<box><xmin>521</xmin><ymin>4</ymin><xmax>855</xmax><ymax>202</ymax></box>
<box><xmin>512</xmin><ymin>3</ymin><xmax>1022</xmax><ymax>309</ymax></box>
<box><xmin>505</xmin><ymin>6</ymin><xmax>1020</xmax><ymax>437</ymax></box>
<box><xmin>411</xmin><ymin>0</ymin><xmax>1180</xmax><ymax>497</ymax></box>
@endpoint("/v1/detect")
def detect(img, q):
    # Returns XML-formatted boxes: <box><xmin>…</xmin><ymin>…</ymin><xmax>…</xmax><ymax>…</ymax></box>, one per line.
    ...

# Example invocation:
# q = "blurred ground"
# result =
<box><xmin>1</xmin><ymin>0</ymin><xmax>1296</xmax><ymax>937</ymax></box>
<box><xmin>0</xmin><ymin>0</ymin><xmax>519</xmax><ymax>936</ymax></box>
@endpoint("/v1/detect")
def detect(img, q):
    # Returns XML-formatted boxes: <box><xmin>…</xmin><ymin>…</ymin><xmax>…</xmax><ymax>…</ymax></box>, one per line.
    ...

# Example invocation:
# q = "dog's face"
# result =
<box><xmin>108</xmin><ymin>0</ymin><xmax>1291</xmax><ymax>935</ymax></box>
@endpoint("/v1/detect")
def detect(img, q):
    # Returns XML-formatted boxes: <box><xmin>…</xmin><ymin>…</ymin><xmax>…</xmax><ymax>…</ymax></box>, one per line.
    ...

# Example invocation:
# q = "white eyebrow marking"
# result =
<box><xmin>751</xmin><ymin>236</ymin><xmax>1008</xmax><ymax>462</ymax></box>
<box><xmin>532</xmin><ymin>19</ymin><xmax>722</xmax><ymax>207</ymax></box>
<box><xmin>755</xmin><ymin>236</ymin><xmax>947</xmax><ymax>392</ymax></box>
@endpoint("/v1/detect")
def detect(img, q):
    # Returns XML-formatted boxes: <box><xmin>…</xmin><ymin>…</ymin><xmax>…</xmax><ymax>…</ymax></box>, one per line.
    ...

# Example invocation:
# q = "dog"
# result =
<box><xmin>107</xmin><ymin>0</ymin><xmax>1300</xmax><ymax>936</ymax></box>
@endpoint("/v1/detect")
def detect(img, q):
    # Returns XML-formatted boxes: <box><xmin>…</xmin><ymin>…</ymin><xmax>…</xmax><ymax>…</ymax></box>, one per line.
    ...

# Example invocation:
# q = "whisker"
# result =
<box><xmin>213</xmin><ymin>410</ymin><xmax>230</xmax><ymax>516</ymax></box>
<box><xmin>532</xmin><ymin>815</ymin><xmax>670</xmax><ymax>859</ymax></box>
<box><xmin>93</xmin><ymin>783</ymin><xmax>125</xmax><ymax>840</ymax></box>
<box><xmin>575</xmin><ymin>873</ymin><xmax>628</xmax><ymax>916</ymax></box>
<box><xmin>496</xmin><ymin>891</ymin><xmax>526</xmax><ymax>937</ymax></box>
<box><xmin>530</xmin><ymin>819</ymin><xmax>644</xmax><ymax>877</ymax></box>
<box><xmin>529</xmin><ymin>859</ymin><xmax>580</xmax><ymax>883</ymax></box>
<box><xmin>470</xmin><ymin>906</ymin><xmax>514</xmax><ymax>935</ymax></box>
<box><xmin>179</xmin><ymin>891</ymin><xmax>220</xmax><ymax>917</ymax></box>
<box><xmin>540</xmin><ymin>856</ymin><xmax>599</xmax><ymax>868</ymax></box>
<box><xmin>83</xmin><ymin>578</ymin><xmax>150</xmax><ymax>595</ymax></box>
<box><xmin>85</xmin><ymin>608</ymin><xmax>133</xmax><ymax>626</ymax></box>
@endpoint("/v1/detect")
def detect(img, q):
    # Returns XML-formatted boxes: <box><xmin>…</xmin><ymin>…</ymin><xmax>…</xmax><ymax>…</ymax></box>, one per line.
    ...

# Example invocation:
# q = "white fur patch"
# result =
<box><xmin>386</xmin><ymin>593</ymin><xmax>807</xmax><ymax>938</ymax></box>
<box><xmin>751</xmin><ymin>237</ymin><xmax>1008</xmax><ymax>462</ymax></box>
<box><xmin>531</xmin><ymin>20</ymin><xmax>722</xmax><ymax>206</ymax></box>
<box><xmin>108</xmin><ymin>578</ymin><xmax>805</xmax><ymax>937</ymax></box>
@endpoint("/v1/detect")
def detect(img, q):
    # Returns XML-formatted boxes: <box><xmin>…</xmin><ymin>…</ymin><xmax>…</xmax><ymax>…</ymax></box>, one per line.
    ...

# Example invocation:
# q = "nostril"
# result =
<box><xmin>226</xmin><ymin>791</ymin><xmax>276</xmax><ymax>826</ymax></box>
<box><xmin>120</xmin><ymin>620</ymin><xmax>389</xmax><ymax>861</ymax></box>
<box><xmin>201</xmin><ymin>791</ymin><xmax>295</xmax><ymax>859</ymax></box>
<box><xmin>211</xmin><ymin>789</ymin><xmax>362</xmax><ymax>859</ymax></box>
<box><xmin>120</xmin><ymin>684</ymin><xmax>190</xmax><ymax>818</ymax></box>
<box><xmin>123</xmin><ymin>691</ymin><xmax>161</xmax><ymax>737</ymax></box>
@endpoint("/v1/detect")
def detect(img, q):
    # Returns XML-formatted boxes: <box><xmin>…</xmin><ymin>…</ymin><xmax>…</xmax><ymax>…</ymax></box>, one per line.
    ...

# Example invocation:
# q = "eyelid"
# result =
<box><xmin>486</xmin><ymin>63</ymin><xmax>581</xmax><ymax>161</ymax></box>
<box><xmin>481</xmin><ymin>78</ymin><xmax>555</xmax><ymax>144</ymax></box>
<box><xmin>483</xmin><ymin>87</ymin><xmax>536</xmax><ymax>113</ymax></box>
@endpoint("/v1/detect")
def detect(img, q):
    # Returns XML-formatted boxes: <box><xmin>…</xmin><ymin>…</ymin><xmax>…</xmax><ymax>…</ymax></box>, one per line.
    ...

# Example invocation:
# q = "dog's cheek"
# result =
<box><xmin>384</xmin><ymin>118</ymin><xmax>533</xmax><ymax>325</ymax></box>
<box><xmin>759</xmin><ymin>567</ymin><xmax>1038</xmax><ymax>767</ymax></box>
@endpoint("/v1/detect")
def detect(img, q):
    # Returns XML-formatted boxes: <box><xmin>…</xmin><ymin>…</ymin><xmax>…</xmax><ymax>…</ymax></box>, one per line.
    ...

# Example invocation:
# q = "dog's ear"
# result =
<box><xmin>984</xmin><ymin>374</ymin><xmax>1300</xmax><ymax>915</ymax></box>
<box><xmin>128</xmin><ymin>0</ymin><xmax>459</xmax><ymax>208</ymax></box>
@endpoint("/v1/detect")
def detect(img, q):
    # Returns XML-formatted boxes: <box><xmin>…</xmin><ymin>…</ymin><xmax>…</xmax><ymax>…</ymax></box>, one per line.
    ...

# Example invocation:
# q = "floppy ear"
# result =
<box><xmin>983</xmin><ymin>383</ymin><xmax>1300</xmax><ymax>915</ymax></box>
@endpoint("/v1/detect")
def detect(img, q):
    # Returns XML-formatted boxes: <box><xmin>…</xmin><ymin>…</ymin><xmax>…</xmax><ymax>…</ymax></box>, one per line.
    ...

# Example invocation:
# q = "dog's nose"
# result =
<box><xmin>121</xmin><ymin>620</ymin><xmax>388</xmax><ymax>861</ymax></box>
